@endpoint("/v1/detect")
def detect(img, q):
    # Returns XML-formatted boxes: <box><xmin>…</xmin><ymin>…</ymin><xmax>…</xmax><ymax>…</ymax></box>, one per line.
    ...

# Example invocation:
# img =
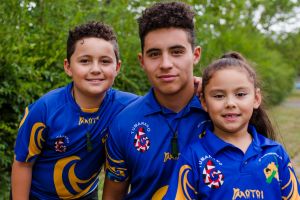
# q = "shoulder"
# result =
<box><xmin>182</xmin><ymin>138</ymin><xmax>207</xmax><ymax>159</ymax></box>
<box><xmin>256</xmin><ymin>133</ymin><xmax>290</xmax><ymax>160</ymax></box>
<box><xmin>29</xmin><ymin>84</ymin><xmax>70</xmax><ymax>112</ymax></box>
<box><xmin>256</xmin><ymin>133</ymin><xmax>283</xmax><ymax>149</ymax></box>
<box><xmin>109</xmin><ymin>89</ymin><xmax>139</xmax><ymax>106</ymax></box>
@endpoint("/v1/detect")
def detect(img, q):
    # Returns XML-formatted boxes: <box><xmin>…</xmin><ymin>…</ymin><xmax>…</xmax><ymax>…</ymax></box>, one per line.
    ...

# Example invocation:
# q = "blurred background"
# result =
<box><xmin>1</xmin><ymin>0</ymin><xmax>300</xmax><ymax>198</ymax></box>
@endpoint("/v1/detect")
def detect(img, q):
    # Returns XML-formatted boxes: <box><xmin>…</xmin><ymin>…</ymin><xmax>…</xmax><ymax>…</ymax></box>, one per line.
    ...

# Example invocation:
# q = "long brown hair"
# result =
<box><xmin>202</xmin><ymin>51</ymin><xmax>276</xmax><ymax>140</ymax></box>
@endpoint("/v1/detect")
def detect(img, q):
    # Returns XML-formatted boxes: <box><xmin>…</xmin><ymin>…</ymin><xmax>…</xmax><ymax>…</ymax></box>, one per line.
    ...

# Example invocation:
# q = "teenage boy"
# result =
<box><xmin>103</xmin><ymin>2</ymin><xmax>209</xmax><ymax>199</ymax></box>
<box><xmin>11</xmin><ymin>21</ymin><xmax>138</xmax><ymax>199</ymax></box>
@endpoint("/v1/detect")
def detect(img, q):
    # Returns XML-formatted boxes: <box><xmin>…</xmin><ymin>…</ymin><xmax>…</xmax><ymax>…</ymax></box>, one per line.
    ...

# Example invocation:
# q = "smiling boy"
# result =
<box><xmin>11</xmin><ymin>21</ymin><xmax>138</xmax><ymax>199</ymax></box>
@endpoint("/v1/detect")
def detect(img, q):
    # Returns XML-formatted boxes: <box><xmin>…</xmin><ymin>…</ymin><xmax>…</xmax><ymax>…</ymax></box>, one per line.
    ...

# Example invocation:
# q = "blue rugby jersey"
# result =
<box><xmin>165</xmin><ymin>126</ymin><xmax>300</xmax><ymax>200</ymax></box>
<box><xmin>105</xmin><ymin>89</ymin><xmax>209</xmax><ymax>199</ymax></box>
<box><xmin>14</xmin><ymin>82</ymin><xmax>138</xmax><ymax>199</ymax></box>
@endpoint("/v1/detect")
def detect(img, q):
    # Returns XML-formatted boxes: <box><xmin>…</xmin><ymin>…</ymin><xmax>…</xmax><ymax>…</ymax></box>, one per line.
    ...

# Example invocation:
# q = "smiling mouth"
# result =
<box><xmin>87</xmin><ymin>79</ymin><xmax>104</xmax><ymax>82</ymax></box>
<box><xmin>222</xmin><ymin>114</ymin><xmax>241</xmax><ymax>119</ymax></box>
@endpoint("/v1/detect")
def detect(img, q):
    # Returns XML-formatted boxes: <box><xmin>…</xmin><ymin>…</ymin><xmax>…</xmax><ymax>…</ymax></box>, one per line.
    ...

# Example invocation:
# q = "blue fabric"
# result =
<box><xmin>165</xmin><ymin>126</ymin><xmax>300</xmax><ymax>199</ymax></box>
<box><xmin>14</xmin><ymin>82</ymin><xmax>138</xmax><ymax>199</ymax></box>
<box><xmin>105</xmin><ymin>89</ymin><xmax>209</xmax><ymax>199</ymax></box>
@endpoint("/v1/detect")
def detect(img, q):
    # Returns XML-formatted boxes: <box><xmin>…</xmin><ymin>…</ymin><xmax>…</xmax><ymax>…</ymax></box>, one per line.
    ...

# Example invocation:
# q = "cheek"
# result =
<box><xmin>103</xmin><ymin>67</ymin><xmax>117</xmax><ymax>77</ymax></box>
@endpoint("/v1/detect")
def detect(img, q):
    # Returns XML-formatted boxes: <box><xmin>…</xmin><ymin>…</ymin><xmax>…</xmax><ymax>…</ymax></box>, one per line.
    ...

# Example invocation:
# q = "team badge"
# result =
<box><xmin>202</xmin><ymin>159</ymin><xmax>224</xmax><ymax>189</ymax></box>
<box><xmin>134</xmin><ymin>127</ymin><xmax>150</xmax><ymax>152</ymax></box>
<box><xmin>54</xmin><ymin>137</ymin><xmax>67</xmax><ymax>152</ymax></box>
<box><xmin>264</xmin><ymin>161</ymin><xmax>279</xmax><ymax>183</ymax></box>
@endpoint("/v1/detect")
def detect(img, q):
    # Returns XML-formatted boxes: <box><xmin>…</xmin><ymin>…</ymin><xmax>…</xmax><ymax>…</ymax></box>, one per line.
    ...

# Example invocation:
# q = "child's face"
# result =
<box><xmin>138</xmin><ymin>28</ymin><xmax>200</xmax><ymax>98</ymax></box>
<box><xmin>201</xmin><ymin>68</ymin><xmax>261</xmax><ymax>137</ymax></box>
<box><xmin>64</xmin><ymin>37</ymin><xmax>120</xmax><ymax>99</ymax></box>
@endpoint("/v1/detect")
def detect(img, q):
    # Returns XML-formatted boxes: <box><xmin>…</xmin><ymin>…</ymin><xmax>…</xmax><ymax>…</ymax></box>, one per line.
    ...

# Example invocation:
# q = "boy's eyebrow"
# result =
<box><xmin>145</xmin><ymin>48</ymin><xmax>160</xmax><ymax>55</ymax></box>
<box><xmin>169</xmin><ymin>45</ymin><xmax>186</xmax><ymax>49</ymax></box>
<box><xmin>145</xmin><ymin>45</ymin><xmax>186</xmax><ymax>55</ymax></box>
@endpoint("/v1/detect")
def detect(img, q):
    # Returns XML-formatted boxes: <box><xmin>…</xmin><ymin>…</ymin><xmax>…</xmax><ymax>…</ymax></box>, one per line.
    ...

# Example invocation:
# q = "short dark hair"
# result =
<box><xmin>67</xmin><ymin>21</ymin><xmax>119</xmax><ymax>62</ymax></box>
<box><xmin>137</xmin><ymin>2</ymin><xmax>195</xmax><ymax>52</ymax></box>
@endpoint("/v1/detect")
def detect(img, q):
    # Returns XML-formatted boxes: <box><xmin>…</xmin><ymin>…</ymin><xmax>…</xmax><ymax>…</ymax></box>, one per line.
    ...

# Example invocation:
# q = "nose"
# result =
<box><xmin>160</xmin><ymin>53</ymin><xmax>173</xmax><ymax>69</ymax></box>
<box><xmin>90</xmin><ymin>61</ymin><xmax>102</xmax><ymax>74</ymax></box>
<box><xmin>225</xmin><ymin>96</ymin><xmax>236</xmax><ymax>108</ymax></box>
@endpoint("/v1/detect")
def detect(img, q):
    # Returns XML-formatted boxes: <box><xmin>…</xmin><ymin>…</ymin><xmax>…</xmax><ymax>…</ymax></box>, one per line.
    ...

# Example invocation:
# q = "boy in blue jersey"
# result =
<box><xmin>103</xmin><ymin>2</ymin><xmax>209</xmax><ymax>199</ymax></box>
<box><xmin>165</xmin><ymin>52</ymin><xmax>300</xmax><ymax>199</ymax></box>
<box><xmin>11</xmin><ymin>21</ymin><xmax>138</xmax><ymax>199</ymax></box>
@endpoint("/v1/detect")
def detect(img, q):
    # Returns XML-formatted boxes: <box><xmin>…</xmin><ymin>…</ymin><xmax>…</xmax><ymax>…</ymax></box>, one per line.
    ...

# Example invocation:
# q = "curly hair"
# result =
<box><xmin>67</xmin><ymin>21</ymin><xmax>119</xmax><ymax>62</ymax></box>
<box><xmin>137</xmin><ymin>2</ymin><xmax>195</xmax><ymax>51</ymax></box>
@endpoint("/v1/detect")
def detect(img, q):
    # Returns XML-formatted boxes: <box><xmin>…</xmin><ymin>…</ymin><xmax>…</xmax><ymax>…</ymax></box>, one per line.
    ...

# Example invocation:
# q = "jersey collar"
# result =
<box><xmin>201</xmin><ymin>125</ymin><xmax>278</xmax><ymax>156</ymax></box>
<box><xmin>143</xmin><ymin>88</ymin><xmax>204</xmax><ymax>116</ymax></box>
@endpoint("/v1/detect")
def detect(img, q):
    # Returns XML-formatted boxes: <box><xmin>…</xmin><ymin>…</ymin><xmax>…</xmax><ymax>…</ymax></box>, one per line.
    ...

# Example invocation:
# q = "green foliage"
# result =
<box><xmin>0</xmin><ymin>0</ymin><xmax>299</xmax><ymax>197</ymax></box>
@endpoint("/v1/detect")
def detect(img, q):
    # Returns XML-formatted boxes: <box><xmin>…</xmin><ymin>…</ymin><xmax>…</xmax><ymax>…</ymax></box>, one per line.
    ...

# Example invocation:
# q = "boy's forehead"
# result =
<box><xmin>72</xmin><ymin>37</ymin><xmax>116</xmax><ymax>55</ymax></box>
<box><xmin>143</xmin><ymin>28</ymin><xmax>191</xmax><ymax>50</ymax></box>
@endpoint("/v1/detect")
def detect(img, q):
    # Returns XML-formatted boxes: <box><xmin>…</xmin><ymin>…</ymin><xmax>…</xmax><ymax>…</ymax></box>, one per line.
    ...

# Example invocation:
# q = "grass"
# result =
<box><xmin>269</xmin><ymin>89</ymin><xmax>300</xmax><ymax>158</ymax></box>
<box><xmin>269</xmin><ymin>89</ymin><xmax>300</xmax><ymax>179</ymax></box>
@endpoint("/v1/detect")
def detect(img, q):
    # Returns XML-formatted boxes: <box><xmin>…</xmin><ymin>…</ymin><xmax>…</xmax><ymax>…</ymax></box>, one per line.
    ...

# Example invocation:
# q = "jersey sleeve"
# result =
<box><xmin>14</xmin><ymin>102</ymin><xmax>47</xmax><ymax>163</ymax></box>
<box><xmin>105</xmin><ymin>122</ymin><xmax>129</xmax><ymax>182</ymax></box>
<box><xmin>164</xmin><ymin>148</ymin><xmax>199</xmax><ymax>200</ymax></box>
<box><xmin>279</xmin><ymin>146</ymin><xmax>300</xmax><ymax>199</ymax></box>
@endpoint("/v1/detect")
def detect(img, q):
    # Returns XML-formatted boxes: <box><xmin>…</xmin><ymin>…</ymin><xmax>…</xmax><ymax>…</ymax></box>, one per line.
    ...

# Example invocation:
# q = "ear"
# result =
<box><xmin>193</xmin><ymin>46</ymin><xmax>201</xmax><ymax>66</ymax></box>
<box><xmin>200</xmin><ymin>93</ymin><xmax>208</xmax><ymax>112</ymax></box>
<box><xmin>116</xmin><ymin>60</ymin><xmax>122</xmax><ymax>74</ymax></box>
<box><xmin>64</xmin><ymin>59</ymin><xmax>72</xmax><ymax>77</ymax></box>
<box><xmin>254</xmin><ymin>88</ymin><xmax>262</xmax><ymax>109</ymax></box>
<box><xmin>138</xmin><ymin>53</ymin><xmax>144</xmax><ymax>70</ymax></box>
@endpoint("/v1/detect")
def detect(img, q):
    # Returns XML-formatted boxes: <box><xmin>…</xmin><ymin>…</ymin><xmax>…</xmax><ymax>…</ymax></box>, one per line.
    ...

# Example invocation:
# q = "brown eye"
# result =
<box><xmin>148</xmin><ymin>51</ymin><xmax>160</xmax><ymax>58</ymax></box>
<box><xmin>80</xmin><ymin>58</ymin><xmax>90</xmax><ymax>64</ymax></box>
<box><xmin>236</xmin><ymin>92</ymin><xmax>247</xmax><ymax>97</ymax></box>
<box><xmin>212</xmin><ymin>94</ymin><xmax>224</xmax><ymax>99</ymax></box>
<box><xmin>171</xmin><ymin>48</ymin><xmax>184</xmax><ymax>56</ymax></box>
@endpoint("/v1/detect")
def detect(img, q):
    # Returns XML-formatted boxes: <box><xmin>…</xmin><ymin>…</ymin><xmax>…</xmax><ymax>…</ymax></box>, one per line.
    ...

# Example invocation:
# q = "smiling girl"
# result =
<box><xmin>165</xmin><ymin>52</ymin><xmax>300</xmax><ymax>200</ymax></box>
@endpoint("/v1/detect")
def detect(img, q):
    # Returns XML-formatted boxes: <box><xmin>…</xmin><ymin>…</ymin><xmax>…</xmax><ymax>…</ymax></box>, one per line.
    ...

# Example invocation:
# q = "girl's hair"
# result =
<box><xmin>202</xmin><ymin>51</ymin><xmax>276</xmax><ymax>140</ymax></box>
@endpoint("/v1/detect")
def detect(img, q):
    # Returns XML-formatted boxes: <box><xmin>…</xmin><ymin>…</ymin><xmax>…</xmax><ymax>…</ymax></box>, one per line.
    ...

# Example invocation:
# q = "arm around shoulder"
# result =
<box><xmin>11</xmin><ymin>158</ymin><xmax>34</xmax><ymax>200</ymax></box>
<box><xmin>102</xmin><ymin>177</ymin><xmax>129</xmax><ymax>200</ymax></box>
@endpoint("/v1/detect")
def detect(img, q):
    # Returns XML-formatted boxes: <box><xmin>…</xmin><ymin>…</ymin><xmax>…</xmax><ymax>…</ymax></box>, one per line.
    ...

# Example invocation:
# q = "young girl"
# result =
<box><xmin>165</xmin><ymin>52</ymin><xmax>300</xmax><ymax>199</ymax></box>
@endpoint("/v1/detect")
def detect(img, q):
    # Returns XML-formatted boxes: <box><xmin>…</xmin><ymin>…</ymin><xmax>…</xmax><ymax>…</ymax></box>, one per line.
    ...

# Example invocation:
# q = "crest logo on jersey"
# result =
<box><xmin>54</xmin><ymin>136</ymin><xmax>69</xmax><ymax>152</ymax></box>
<box><xmin>264</xmin><ymin>161</ymin><xmax>279</xmax><ymax>183</ymax></box>
<box><xmin>133</xmin><ymin>127</ymin><xmax>150</xmax><ymax>152</ymax></box>
<box><xmin>202</xmin><ymin>159</ymin><xmax>224</xmax><ymax>189</ymax></box>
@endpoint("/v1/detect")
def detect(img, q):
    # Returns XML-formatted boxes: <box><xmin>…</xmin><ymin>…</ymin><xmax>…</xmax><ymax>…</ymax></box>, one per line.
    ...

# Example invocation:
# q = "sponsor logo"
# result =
<box><xmin>78</xmin><ymin>116</ymin><xmax>99</xmax><ymax>125</ymax></box>
<box><xmin>163</xmin><ymin>152</ymin><xmax>180</xmax><ymax>162</ymax></box>
<box><xmin>232</xmin><ymin>188</ymin><xmax>264</xmax><ymax>199</ymax></box>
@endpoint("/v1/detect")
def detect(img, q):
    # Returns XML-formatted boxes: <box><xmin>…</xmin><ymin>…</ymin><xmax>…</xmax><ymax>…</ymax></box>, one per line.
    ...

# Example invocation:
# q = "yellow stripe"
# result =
<box><xmin>19</xmin><ymin>107</ymin><xmax>29</xmax><ymax>128</ymax></box>
<box><xmin>81</xmin><ymin>107</ymin><xmax>99</xmax><ymax>113</ymax></box>
<box><xmin>26</xmin><ymin>122</ymin><xmax>45</xmax><ymax>162</ymax></box>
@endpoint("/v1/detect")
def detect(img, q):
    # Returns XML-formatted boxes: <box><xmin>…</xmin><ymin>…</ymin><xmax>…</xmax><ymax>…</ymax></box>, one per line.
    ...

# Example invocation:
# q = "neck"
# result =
<box><xmin>72</xmin><ymin>88</ymin><xmax>105</xmax><ymax>110</ymax></box>
<box><xmin>154</xmin><ymin>85</ymin><xmax>194</xmax><ymax>113</ymax></box>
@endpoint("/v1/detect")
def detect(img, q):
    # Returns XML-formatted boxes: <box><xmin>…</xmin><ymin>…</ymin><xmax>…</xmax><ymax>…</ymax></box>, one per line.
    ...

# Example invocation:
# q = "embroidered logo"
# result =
<box><xmin>54</xmin><ymin>136</ymin><xmax>69</xmax><ymax>153</ymax></box>
<box><xmin>133</xmin><ymin>127</ymin><xmax>150</xmax><ymax>152</ymax></box>
<box><xmin>202</xmin><ymin>159</ymin><xmax>224</xmax><ymax>189</ymax></box>
<box><xmin>264</xmin><ymin>161</ymin><xmax>279</xmax><ymax>183</ymax></box>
